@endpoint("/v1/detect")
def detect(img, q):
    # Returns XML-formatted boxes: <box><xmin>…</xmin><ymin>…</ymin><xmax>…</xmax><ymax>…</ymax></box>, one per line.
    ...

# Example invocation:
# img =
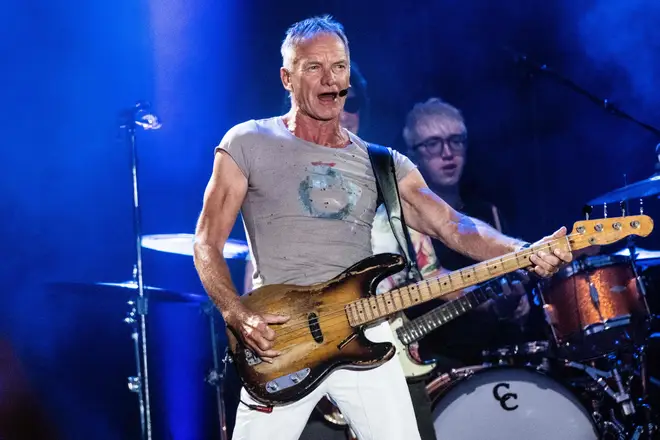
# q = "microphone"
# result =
<box><xmin>338</xmin><ymin>88</ymin><xmax>349</xmax><ymax>97</ymax></box>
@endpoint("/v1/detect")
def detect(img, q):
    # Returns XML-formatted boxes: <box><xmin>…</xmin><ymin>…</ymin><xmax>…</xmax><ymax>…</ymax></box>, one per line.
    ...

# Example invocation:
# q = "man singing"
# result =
<box><xmin>193</xmin><ymin>15</ymin><xmax>571</xmax><ymax>440</ymax></box>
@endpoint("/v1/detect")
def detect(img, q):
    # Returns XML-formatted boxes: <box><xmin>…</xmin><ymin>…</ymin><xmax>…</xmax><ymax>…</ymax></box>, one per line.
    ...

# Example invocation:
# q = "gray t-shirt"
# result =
<box><xmin>216</xmin><ymin>116</ymin><xmax>416</xmax><ymax>288</ymax></box>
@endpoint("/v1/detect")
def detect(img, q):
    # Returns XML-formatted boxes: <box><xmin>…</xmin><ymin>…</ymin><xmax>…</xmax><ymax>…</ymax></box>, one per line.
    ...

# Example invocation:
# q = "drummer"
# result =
<box><xmin>371</xmin><ymin>98</ymin><xmax>547</xmax><ymax>438</ymax></box>
<box><xmin>374</xmin><ymin>98</ymin><xmax>545</xmax><ymax>365</ymax></box>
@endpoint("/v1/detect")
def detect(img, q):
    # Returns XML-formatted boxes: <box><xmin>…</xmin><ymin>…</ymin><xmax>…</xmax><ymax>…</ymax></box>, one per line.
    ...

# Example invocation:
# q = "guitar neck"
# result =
<box><xmin>395</xmin><ymin>285</ymin><xmax>493</xmax><ymax>345</ymax></box>
<box><xmin>347</xmin><ymin>238</ymin><xmax>571</xmax><ymax>327</ymax></box>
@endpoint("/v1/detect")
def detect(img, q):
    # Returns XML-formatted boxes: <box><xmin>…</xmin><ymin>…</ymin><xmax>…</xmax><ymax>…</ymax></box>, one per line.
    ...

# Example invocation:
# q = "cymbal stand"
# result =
<box><xmin>622</xmin><ymin>201</ymin><xmax>657</xmax><ymax>438</ymax></box>
<box><xmin>119</xmin><ymin>101</ymin><xmax>161</xmax><ymax>440</ymax></box>
<box><xmin>202</xmin><ymin>302</ymin><xmax>229</xmax><ymax>440</ymax></box>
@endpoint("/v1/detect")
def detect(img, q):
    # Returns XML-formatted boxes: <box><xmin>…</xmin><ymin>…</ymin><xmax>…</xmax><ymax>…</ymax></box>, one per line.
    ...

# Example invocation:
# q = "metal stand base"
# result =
<box><xmin>202</xmin><ymin>302</ymin><xmax>229</xmax><ymax>440</ymax></box>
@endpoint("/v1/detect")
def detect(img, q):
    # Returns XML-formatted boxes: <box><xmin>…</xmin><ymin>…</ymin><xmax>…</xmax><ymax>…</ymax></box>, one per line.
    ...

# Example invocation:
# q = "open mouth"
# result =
<box><xmin>441</xmin><ymin>164</ymin><xmax>458</xmax><ymax>171</ymax></box>
<box><xmin>318</xmin><ymin>92</ymin><xmax>339</xmax><ymax>103</ymax></box>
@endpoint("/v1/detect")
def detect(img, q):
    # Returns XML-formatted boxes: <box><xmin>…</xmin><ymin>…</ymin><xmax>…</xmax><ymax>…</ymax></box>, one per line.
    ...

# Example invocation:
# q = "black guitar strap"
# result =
<box><xmin>367</xmin><ymin>144</ymin><xmax>423</xmax><ymax>283</ymax></box>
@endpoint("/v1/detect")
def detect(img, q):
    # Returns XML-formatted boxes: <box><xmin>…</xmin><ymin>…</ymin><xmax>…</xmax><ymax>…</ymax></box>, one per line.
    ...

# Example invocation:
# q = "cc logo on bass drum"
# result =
<box><xmin>492</xmin><ymin>382</ymin><xmax>519</xmax><ymax>411</ymax></box>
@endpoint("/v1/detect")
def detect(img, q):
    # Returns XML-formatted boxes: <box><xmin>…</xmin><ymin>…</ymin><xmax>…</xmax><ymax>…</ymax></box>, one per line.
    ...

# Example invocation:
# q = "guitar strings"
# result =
<box><xmin>262</xmin><ymin>232</ymin><xmax>605</xmax><ymax>345</ymax></box>
<box><xmin>270</xmin><ymin>231</ymin><xmax>621</xmax><ymax>353</ymax></box>
<box><xmin>267</xmin><ymin>233</ymin><xmax>600</xmax><ymax>344</ymax></box>
<box><xmin>273</xmin><ymin>281</ymin><xmax>503</xmax><ymax>353</ymax></box>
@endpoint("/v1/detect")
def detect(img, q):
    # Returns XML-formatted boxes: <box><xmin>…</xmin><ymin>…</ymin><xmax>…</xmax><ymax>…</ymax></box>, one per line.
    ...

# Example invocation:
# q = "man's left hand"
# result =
<box><xmin>528</xmin><ymin>226</ymin><xmax>573</xmax><ymax>278</ymax></box>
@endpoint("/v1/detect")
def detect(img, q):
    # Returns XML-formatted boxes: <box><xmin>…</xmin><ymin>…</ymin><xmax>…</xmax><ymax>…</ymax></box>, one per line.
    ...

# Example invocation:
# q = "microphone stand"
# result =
<box><xmin>119</xmin><ymin>101</ymin><xmax>161</xmax><ymax>440</ymax></box>
<box><xmin>506</xmin><ymin>48</ymin><xmax>660</xmax><ymax>138</ymax></box>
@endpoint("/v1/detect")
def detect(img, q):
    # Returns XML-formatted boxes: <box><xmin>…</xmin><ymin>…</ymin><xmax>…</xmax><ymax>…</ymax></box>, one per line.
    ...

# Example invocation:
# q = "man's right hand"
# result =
<box><xmin>225</xmin><ymin>305</ymin><xmax>290</xmax><ymax>363</ymax></box>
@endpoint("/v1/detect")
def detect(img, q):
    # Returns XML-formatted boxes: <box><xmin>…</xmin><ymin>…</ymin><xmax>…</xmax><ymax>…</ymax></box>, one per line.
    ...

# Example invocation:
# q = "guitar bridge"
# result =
<box><xmin>265</xmin><ymin>368</ymin><xmax>311</xmax><ymax>393</ymax></box>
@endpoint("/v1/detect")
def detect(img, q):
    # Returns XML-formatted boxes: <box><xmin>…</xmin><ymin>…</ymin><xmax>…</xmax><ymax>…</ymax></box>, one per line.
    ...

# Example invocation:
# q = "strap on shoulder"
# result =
<box><xmin>367</xmin><ymin>144</ymin><xmax>422</xmax><ymax>282</ymax></box>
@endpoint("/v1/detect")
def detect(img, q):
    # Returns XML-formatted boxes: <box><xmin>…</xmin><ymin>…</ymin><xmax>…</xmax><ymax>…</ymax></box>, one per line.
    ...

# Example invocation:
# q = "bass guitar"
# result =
<box><xmin>227</xmin><ymin>215</ymin><xmax>652</xmax><ymax>405</ymax></box>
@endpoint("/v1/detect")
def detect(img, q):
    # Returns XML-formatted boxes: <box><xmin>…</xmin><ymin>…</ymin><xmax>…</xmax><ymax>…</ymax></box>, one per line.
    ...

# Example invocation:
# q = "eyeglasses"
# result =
<box><xmin>344</xmin><ymin>96</ymin><xmax>361</xmax><ymax>114</ymax></box>
<box><xmin>411</xmin><ymin>134</ymin><xmax>467</xmax><ymax>155</ymax></box>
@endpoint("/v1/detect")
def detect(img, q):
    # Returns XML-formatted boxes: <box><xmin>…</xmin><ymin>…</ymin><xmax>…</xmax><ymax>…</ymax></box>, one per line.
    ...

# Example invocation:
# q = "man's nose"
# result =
<box><xmin>439</xmin><ymin>143</ymin><xmax>454</xmax><ymax>158</ymax></box>
<box><xmin>321</xmin><ymin>68</ymin><xmax>337</xmax><ymax>86</ymax></box>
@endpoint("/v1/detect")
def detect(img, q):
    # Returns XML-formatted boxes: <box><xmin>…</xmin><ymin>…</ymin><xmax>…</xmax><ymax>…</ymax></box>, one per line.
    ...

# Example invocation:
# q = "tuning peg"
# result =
<box><xmin>582</xmin><ymin>205</ymin><xmax>593</xmax><ymax>220</ymax></box>
<box><xmin>620</xmin><ymin>200</ymin><xmax>626</xmax><ymax>217</ymax></box>
<box><xmin>640</xmin><ymin>198</ymin><xmax>644</xmax><ymax>215</ymax></box>
<box><xmin>604</xmin><ymin>202</ymin><xmax>608</xmax><ymax>218</ymax></box>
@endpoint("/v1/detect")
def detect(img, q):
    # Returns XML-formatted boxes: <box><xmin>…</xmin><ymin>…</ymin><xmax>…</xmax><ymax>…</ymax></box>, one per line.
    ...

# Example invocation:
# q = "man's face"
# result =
<box><xmin>339</xmin><ymin>87</ymin><xmax>360</xmax><ymax>134</ymax></box>
<box><xmin>281</xmin><ymin>33</ymin><xmax>350</xmax><ymax>122</ymax></box>
<box><xmin>408</xmin><ymin>116</ymin><xmax>467</xmax><ymax>188</ymax></box>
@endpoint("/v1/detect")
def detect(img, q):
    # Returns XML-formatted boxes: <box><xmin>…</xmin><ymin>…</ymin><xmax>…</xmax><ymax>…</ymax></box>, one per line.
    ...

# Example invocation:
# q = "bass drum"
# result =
<box><xmin>430</xmin><ymin>366</ymin><xmax>600</xmax><ymax>440</ymax></box>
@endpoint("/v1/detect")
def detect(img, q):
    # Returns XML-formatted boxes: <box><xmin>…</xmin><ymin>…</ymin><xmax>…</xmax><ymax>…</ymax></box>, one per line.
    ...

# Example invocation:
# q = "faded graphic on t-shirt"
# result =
<box><xmin>215</xmin><ymin>117</ymin><xmax>416</xmax><ymax>287</ymax></box>
<box><xmin>298</xmin><ymin>161</ymin><xmax>362</xmax><ymax>220</ymax></box>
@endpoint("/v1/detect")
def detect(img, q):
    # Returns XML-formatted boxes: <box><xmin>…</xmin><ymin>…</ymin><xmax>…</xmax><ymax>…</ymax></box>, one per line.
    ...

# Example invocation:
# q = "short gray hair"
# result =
<box><xmin>402</xmin><ymin>98</ymin><xmax>466</xmax><ymax>147</ymax></box>
<box><xmin>281</xmin><ymin>15</ymin><xmax>350</xmax><ymax>70</ymax></box>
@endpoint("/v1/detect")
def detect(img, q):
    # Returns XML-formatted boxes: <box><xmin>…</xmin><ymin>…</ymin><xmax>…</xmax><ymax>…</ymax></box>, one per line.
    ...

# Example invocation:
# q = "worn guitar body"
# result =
<box><xmin>227</xmin><ymin>253</ymin><xmax>406</xmax><ymax>405</ymax></box>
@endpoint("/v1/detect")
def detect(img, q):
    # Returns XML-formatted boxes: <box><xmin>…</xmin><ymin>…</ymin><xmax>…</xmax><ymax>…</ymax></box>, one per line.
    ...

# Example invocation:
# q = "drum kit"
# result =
<box><xmin>420</xmin><ymin>176</ymin><xmax>660</xmax><ymax>440</ymax></box>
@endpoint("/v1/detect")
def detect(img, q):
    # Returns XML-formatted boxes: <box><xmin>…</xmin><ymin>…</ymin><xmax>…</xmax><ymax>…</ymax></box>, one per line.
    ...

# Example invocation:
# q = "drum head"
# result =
<box><xmin>432</xmin><ymin>367</ymin><xmax>599</xmax><ymax>440</ymax></box>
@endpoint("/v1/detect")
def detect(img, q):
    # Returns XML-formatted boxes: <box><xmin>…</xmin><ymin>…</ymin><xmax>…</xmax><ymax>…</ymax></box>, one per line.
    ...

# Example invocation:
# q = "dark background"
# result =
<box><xmin>1</xmin><ymin>0</ymin><xmax>659</xmax><ymax>438</ymax></box>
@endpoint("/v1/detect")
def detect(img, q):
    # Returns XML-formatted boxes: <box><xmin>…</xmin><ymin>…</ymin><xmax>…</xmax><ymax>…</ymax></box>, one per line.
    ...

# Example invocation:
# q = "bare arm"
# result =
<box><xmin>399</xmin><ymin>169</ymin><xmax>524</xmax><ymax>260</ymax></box>
<box><xmin>193</xmin><ymin>152</ymin><xmax>287</xmax><ymax>361</ymax></box>
<box><xmin>398</xmin><ymin>169</ymin><xmax>571</xmax><ymax>277</ymax></box>
<box><xmin>194</xmin><ymin>152</ymin><xmax>247</xmax><ymax>315</ymax></box>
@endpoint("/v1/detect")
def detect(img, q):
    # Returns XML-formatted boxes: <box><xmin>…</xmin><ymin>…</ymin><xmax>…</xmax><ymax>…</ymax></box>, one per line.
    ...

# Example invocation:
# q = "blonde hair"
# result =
<box><xmin>402</xmin><ymin>98</ymin><xmax>465</xmax><ymax>147</ymax></box>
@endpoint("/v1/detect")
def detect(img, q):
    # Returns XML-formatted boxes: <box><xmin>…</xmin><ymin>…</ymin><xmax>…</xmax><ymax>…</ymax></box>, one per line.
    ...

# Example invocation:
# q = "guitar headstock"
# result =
<box><xmin>569</xmin><ymin>215</ymin><xmax>654</xmax><ymax>249</ymax></box>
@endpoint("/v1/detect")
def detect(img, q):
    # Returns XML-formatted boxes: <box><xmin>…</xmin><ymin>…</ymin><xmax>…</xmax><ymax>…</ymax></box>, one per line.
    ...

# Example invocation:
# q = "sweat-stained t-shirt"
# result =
<box><xmin>216</xmin><ymin>116</ymin><xmax>416</xmax><ymax>289</ymax></box>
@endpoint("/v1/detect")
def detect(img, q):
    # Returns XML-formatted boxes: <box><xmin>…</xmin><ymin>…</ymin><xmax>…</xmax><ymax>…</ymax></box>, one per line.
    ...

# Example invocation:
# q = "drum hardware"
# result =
<box><xmin>201</xmin><ymin>302</ymin><xmax>230</xmax><ymax>440</ymax></box>
<box><xmin>566</xmin><ymin>360</ymin><xmax>635</xmax><ymax>416</ymax></box>
<box><xmin>588</xmin><ymin>174</ymin><xmax>660</xmax><ymax>206</ymax></box>
<box><xmin>480</xmin><ymin>341</ymin><xmax>551</xmax><ymax>371</ymax></box>
<box><xmin>141</xmin><ymin>233</ymin><xmax>249</xmax><ymax>260</ymax></box>
<box><xmin>49</xmin><ymin>280</ymin><xmax>210</xmax><ymax>304</ymax></box>
<box><xmin>593</xmin><ymin>410</ymin><xmax>626</xmax><ymax>440</ymax></box>
<box><xmin>118</xmin><ymin>101</ymin><xmax>162</xmax><ymax>440</ymax></box>
<box><xmin>425</xmin><ymin>366</ymin><xmax>482</xmax><ymax>400</ymax></box>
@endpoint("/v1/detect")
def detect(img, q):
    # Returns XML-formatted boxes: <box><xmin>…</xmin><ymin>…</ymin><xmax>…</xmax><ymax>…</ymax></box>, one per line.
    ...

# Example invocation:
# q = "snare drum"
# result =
<box><xmin>428</xmin><ymin>366</ymin><xmax>600</xmax><ymax>440</ymax></box>
<box><xmin>540</xmin><ymin>254</ymin><xmax>649</xmax><ymax>360</ymax></box>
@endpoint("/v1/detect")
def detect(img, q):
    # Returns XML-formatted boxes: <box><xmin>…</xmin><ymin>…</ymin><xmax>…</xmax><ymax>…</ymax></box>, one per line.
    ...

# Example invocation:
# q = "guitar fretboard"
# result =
<box><xmin>345</xmin><ymin>237</ymin><xmax>573</xmax><ymax>327</ymax></box>
<box><xmin>396</xmin><ymin>286</ymin><xmax>492</xmax><ymax>345</ymax></box>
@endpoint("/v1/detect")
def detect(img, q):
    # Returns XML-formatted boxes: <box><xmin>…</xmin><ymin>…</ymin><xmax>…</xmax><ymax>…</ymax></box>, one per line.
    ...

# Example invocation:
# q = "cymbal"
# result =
<box><xmin>614</xmin><ymin>246</ymin><xmax>660</xmax><ymax>266</ymax></box>
<box><xmin>48</xmin><ymin>281</ymin><xmax>209</xmax><ymax>303</ymax></box>
<box><xmin>141</xmin><ymin>234</ymin><xmax>249</xmax><ymax>259</ymax></box>
<box><xmin>588</xmin><ymin>174</ymin><xmax>660</xmax><ymax>205</ymax></box>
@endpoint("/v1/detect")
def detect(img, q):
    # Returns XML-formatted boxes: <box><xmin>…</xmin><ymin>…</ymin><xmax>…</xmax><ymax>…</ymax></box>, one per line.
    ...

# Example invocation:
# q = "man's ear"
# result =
<box><xmin>280</xmin><ymin>67</ymin><xmax>292</xmax><ymax>92</ymax></box>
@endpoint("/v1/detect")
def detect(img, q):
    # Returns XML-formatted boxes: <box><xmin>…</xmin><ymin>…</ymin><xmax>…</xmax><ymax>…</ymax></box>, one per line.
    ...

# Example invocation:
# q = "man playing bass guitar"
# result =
<box><xmin>192</xmin><ymin>15</ymin><xmax>572</xmax><ymax>440</ymax></box>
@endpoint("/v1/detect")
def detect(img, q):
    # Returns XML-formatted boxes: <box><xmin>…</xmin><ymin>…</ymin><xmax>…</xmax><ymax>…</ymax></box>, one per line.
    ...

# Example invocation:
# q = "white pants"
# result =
<box><xmin>232</xmin><ymin>321</ymin><xmax>421</xmax><ymax>440</ymax></box>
